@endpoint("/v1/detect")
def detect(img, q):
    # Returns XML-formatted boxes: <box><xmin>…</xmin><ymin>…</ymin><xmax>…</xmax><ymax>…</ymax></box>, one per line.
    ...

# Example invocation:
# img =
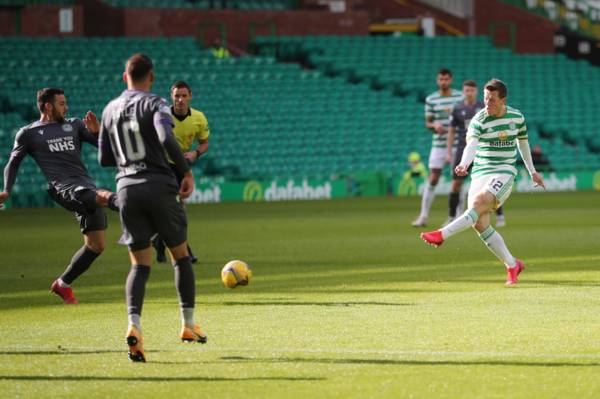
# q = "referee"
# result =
<box><xmin>153</xmin><ymin>80</ymin><xmax>210</xmax><ymax>263</ymax></box>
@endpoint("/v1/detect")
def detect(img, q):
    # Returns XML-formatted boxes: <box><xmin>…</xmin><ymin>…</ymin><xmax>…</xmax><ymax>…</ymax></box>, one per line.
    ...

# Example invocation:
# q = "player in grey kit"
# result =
<box><xmin>99</xmin><ymin>54</ymin><xmax>206</xmax><ymax>363</ymax></box>
<box><xmin>445</xmin><ymin>80</ymin><xmax>505</xmax><ymax>227</ymax></box>
<box><xmin>0</xmin><ymin>88</ymin><xmax>118</xmax><ymax>304</ymax></box>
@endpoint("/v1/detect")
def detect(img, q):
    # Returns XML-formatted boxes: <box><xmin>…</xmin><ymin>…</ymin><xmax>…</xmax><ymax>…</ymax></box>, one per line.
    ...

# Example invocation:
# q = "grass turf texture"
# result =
<box><xmin>1</xmin><ymin>191</ymin><xmax>599</xmax><ymax>398</ymax></box>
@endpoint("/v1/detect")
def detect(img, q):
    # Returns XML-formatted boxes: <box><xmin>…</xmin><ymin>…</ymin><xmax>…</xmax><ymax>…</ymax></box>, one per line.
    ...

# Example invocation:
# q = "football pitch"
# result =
<box><xmin>1</xmin><ymin>191</ymin><xmax>599</xmax><ymax>398</ymax></box>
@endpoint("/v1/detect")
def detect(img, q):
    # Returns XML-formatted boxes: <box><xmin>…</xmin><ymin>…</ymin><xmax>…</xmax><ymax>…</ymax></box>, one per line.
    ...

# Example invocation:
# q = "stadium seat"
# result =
<box><xmin>254</xmin><ymin>34</ymin><xmax>600</xmax><ymax>158</ymax></box>
<box><xmin>1</xmin><ymin>35</ymin><xmax>599</xmax><ymax>207</ymax></box>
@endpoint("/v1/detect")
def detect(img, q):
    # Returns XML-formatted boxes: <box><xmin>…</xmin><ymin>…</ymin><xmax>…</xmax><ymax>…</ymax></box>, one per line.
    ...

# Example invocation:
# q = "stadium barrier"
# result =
<box><xmin>2</xmin><ymin>170</ymin><xmax>598</xmax><ymax>209</ymax></box>
<box><xmin>393</xmin><ymin>170</ymin><xmax>600</xmax><ymax>198</ymax></box>
<box><xmin>187</xmin><ymin>170</ymin><xmax>600</xmax><ymax>204</ymax></box>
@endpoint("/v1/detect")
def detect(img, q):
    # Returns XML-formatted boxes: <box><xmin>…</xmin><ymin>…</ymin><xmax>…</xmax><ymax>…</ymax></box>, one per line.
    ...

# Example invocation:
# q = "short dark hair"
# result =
<box><xmin>438</xmin><ymin>68</ymin><xmax>452</xmax><ymax>77</ymax></box>
<box><xmin>463</xmin><ymin>80</ymin><xmax>477</xmax><ymax>88</ymax></box>
<box><xmin>484</xmin><ymin>78</ymin><xmax>507</xmax><ymax>98</ymax></box>
<box><xmin>37</xmin><ymin>87</ymin><xmax>64</xmax><ymax>113</ymax></box>
<box><xmin>171</xmin><ymin>80</ymin><xmax>192</xmax><ymax>94</ymax></box>
<box><xmin>126</xmin><ymin>53</ymin><xmax>154</xmax><ymax>82</ymax></box>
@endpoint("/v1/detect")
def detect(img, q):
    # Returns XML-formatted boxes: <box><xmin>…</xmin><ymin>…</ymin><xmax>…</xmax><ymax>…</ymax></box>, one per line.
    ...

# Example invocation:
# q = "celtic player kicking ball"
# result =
<box><xmin>420</xmin><ymin>79</ymin><xmax>545</xmax><ymax>286</ymax></box>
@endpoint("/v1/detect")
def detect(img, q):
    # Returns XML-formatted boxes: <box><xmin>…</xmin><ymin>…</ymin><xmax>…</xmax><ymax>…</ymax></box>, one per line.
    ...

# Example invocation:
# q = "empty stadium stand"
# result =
<box><xmin>1</xmin><ymin>34</ymin><xmax>599</xmax><ymax>206</ymax></box>
<box><xmin>255</xmin><ymin>34</ymin><xmax>600</xmax><ymax>169</ymax></box>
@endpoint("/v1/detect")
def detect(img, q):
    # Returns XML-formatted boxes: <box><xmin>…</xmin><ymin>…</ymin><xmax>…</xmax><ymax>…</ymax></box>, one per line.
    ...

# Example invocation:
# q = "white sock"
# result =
<box><xmin>478</xmin><ymin>226</ymin><xmax>516</xmax><ymax>268</ymax></box>
<box><xmin>441</xmin><ymin>208</ymin><xmax>479</xmax><ymax>239</ymax></box>
<box><xmin>57</xmin><ymin>278</ymin><xmax>70</xmax><ymax>288</ymax></box>
<box><xmin>128</xmin><ymin>314</ymin><xmax>142</xmax><ymax>333</ymax></box>
<box><xmin>182</xmin><ymin>307</ymin><xmax>195</xmax><ymax>327</ymax></box>
<box><xmin>419</xmin><ymin>184</ymin><xmax>436</xmax><ymax>219</ymax></box>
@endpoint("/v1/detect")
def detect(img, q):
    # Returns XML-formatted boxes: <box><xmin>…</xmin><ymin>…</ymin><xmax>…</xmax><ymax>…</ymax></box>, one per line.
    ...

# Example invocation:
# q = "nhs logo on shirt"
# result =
<box><xmin>47</xmin><ymin>136</ymin><xmax>75</xmax><ymax>152</ymax></box>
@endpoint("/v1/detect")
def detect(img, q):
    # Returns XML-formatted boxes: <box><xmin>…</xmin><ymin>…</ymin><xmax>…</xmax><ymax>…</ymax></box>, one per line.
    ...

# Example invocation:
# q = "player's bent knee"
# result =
<box><xmin>86</xmin><ymin>241</ymin><xmax>105</xmax><ymax>254</ymax></box>
<box><xmin>472</xmin><ymin>193</ymin><xmax>493</xmax><ymax>213</ymax></box>
<box><xmin>84</xmin><ymin>231</ymin><xmax>106</xmax><ymax>253</ymax></box>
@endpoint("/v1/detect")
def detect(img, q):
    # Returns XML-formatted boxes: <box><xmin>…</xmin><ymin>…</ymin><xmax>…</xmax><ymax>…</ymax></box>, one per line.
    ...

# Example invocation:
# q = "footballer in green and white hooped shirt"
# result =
<box><xmin>412</xmin><ymin>68</ymin><xmax>463</xmax><ymax>227</ymax></box>
<box><xmin>420</xmin><ymin>79</ymin><xmax>546</xmax><ymax>286</ymax></box>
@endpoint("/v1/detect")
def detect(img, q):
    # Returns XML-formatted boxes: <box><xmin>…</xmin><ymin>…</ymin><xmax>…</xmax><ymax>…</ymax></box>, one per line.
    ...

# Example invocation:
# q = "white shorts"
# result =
<box><xmin>428</xmin><ymin>147</ymin><xmax>451</xmax><ymax>170</ymax></box>
<box><xmin>467</xmin><ymin>174</ymin><xmax>515</xmax><ymax>210</ymax></box>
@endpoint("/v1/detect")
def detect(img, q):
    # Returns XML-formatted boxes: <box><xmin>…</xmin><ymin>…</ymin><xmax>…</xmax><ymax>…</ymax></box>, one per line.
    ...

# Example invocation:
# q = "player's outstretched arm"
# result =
<box><xmin>454</xmin><ymin>165</ymin><xmax>468</xmax><ymax>177</ymax></box>
<box><xmin>78</xmin><ymin>114</ymin><xmax>100</xmax><ymax>148</ymax></box>
<box><xmin>2</xmin><ymin>130</ymin><xmax>28</xmax><ymax>201</ymax></box>
<box><xmin>517</xmin><ymin>139</ymin><xmax>545</xmax><ymax>189</ymax></box>
<box><xmin>83</xmin><ymin>111</ymin><xmax>100</xmax><ymax>134</ymax></box>
<box><xmin>0</xmin><ymin>191</ymin><xmax>9</xmax><ymax>208</ymax></box>
<box><xmin>1</xmin><ymin>155</ymin><xmax>24</xmax><ymax>208</ymax></box>
<box><xmin>454</xmin><ymin>137</ymin><xmax>478</xmax><ymax>176</ymax></box>
<box><xmin>531</xmin><ymin>172</ymin><xmax>546</xmax><ymax>189</ymax></box>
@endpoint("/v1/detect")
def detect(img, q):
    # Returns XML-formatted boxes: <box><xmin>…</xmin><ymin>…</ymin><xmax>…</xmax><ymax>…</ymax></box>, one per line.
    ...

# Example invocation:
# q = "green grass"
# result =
<box><xmin>1</xmin><ymin>191</ymin><xmax>600</xmax><ymax>398</ymax></box>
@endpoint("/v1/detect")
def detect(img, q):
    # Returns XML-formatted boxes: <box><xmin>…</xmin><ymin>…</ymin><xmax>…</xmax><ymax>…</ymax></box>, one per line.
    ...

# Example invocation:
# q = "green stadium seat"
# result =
<box><xmin>1</xmin><ymin>35</ymin><xmax>599</xmax><ymax>208</ymax></box>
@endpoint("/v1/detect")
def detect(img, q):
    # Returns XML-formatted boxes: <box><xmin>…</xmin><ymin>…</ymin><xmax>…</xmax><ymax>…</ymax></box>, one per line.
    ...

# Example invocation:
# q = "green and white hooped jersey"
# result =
<box><xmin>424</xmin><ymin>89</ymin><xmax>463</xmax><ymax>149</ymax></box>
<box><xmin>467</xmin><ymin>105</ymin><xmax>527</xmax><ymax>178</ymax></box>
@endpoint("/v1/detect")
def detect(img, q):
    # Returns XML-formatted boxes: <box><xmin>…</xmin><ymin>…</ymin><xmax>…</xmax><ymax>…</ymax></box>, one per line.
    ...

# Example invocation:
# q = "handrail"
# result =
<box><xmin>435</xmin><ymin>19</ymin><xmax>465</xmax><ymax>36</ymax></box>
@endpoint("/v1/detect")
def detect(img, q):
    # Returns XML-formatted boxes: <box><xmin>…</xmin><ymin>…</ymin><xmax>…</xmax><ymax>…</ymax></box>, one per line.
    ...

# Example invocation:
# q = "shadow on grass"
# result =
<box><xmin>0</xmin><ymin>375</ymin><xmax>324</xmax><ymax>382</ymax></box>
<box><xmin>0</xmin><ymin>262</ymin><xmax>499</xmax><ymax>310</ymax></box>
<box><xmin>2</xmin><ymin>248</ymin><xmax>599</xmax><ymax>311</ymax></box>
<box><xmin>0</xmin><ymin>349</ymin><xmax>164</xmax><ymax>356</ymax></box>
<box><xmin>453</xmin><ymin>279</ymin><xmax>600</xmax><ymax>288</ymax></box>
<box><xmin>146</xmin><ymin>300</ymin><xmax>415</xmax><ymax>307</ymax></box>
<box><xmin>221</xmin><ymin>356</ymin><xmax>600</xmax><ymax>368</ymax></box>
<box><xmin>524</xmin><ymin>280</ymin><xmax>600</xmax><ymax>288</ymax></box>
<box><xmin>217</xmin><ymin>301</ymin><xmax>414</xmax><ymax>307</ymax></box>
<box><xmin>287</xmin><ymin>288</ymin><xmax>467</xmax><ymax>295</ymax></box>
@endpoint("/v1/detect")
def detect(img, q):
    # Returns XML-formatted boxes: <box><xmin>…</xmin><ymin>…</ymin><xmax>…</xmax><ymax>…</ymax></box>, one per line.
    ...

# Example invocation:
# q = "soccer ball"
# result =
<box><xmin>221</xmin><ymin>260</ymin><xmax>252</xmax><ymax>289</ymax></box>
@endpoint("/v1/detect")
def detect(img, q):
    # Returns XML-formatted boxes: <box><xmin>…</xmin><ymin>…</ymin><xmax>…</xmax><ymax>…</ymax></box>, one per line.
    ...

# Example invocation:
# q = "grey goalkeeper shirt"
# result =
<box><xmin>3</xmin><ymin>118</ymin><xmax>98</xmax><ymax>194</ymax></box>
